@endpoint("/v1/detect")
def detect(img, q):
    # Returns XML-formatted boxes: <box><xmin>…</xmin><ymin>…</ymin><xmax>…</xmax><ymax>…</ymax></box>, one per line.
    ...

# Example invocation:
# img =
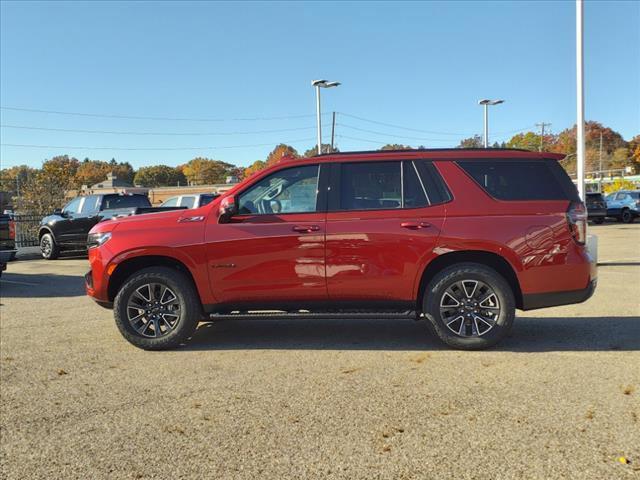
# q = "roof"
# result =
<box><xmin>91</xmin><ymin>172</ymin><xmax>132</xmax><ymax>189</ymax></box>
<box><xmin>297</xmin><ymin>148</ymin><xmax>566</xmax><ymax>162</ymax></box>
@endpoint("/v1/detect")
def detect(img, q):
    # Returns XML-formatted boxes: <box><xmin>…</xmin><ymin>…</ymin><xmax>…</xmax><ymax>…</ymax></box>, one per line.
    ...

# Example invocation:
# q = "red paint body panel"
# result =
<box><xmin>86</xmin><ymin>149</ymin><xmax>595</xmax><ymax>312</ymax></box>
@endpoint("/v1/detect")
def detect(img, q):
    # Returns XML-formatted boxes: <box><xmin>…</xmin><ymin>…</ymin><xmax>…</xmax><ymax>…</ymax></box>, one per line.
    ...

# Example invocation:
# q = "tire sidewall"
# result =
<box><xmin>424</xmin><ymin>263</ymin><xmax>515</xmax><ymax>350</ymax></box>
<box><xmin>40</xmin><ymin>233</ymin><xmax>57</xmax><ymax>260</ymax></box>
<box><xmin>114</xmin><ymin>267</ymin><xmax>200</xmax><ymax>350</ymax></box>
<box><xmin>621</xmin><ymin>209</ymin><xmax>633</xmax><ymax>223</ymax></box>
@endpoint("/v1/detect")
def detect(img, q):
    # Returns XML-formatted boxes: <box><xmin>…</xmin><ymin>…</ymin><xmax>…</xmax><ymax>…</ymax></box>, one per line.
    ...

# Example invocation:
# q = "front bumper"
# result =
<box><xmin>85</xmin><ymin>270</ymin><xmax>113</xmax><ymax>309</ymax></box>
<box><xmin>521</xmin><ymin>278</ymin><xmax>597</xmax><ymax>310</ymax></box>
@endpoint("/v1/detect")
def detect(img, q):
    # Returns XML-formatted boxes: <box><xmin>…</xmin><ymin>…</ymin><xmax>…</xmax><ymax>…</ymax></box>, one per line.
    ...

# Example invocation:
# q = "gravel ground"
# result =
<box><xmin>1</xmin><ymin>223</ymin><xmax>639</xmax><ymax>479</ymax></box>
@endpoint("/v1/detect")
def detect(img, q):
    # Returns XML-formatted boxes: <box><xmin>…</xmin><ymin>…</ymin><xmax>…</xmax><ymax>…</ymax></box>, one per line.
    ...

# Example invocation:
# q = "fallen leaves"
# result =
<box><xmin>622</xmin><ymin>385</ymin><xmax>635</xmax><ymax>396</ymax></box>
<box><xmin>57</xmin><ymin>369</ymin><xmax>68</xmax><ymax>376</ymax></box>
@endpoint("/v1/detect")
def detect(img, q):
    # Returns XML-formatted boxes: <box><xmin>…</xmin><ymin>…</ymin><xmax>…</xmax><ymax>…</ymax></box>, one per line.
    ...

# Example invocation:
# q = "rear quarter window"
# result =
<box><xmin>457</xmin><ymin>160</ymin><xmax>577</xmax><ymax>201</ymax></box>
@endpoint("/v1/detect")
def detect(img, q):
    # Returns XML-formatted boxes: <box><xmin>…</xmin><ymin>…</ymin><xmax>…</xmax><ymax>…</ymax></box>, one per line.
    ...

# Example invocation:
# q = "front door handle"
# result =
<box><xmin>292</xmin><ymin>225</ymin><xmax>320</xmax><ymax>233</ymax></box>
<box><xmin>401</xmin><ymin>221</ymin><xmax>431</xmax><ymax>230</ymax></box>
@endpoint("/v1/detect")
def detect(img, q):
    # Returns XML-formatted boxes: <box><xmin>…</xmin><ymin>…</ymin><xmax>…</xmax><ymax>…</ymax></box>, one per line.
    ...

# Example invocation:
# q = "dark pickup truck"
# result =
<box><xmin>0</xmin><ymin>213</ymin><xmax>17</xmax><ymax>276</ymax></box>
<box><xmin>38</xmin><ymin>193</ymin><xmax>180</xmax><ymax>259</ymax></box>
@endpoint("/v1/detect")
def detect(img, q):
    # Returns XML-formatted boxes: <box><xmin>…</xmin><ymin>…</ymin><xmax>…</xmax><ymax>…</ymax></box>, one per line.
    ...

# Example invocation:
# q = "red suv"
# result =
<box><xmin>86</xmin><ymin>149</ymin><xmax>596</xmax><ymax>350</ymax></box>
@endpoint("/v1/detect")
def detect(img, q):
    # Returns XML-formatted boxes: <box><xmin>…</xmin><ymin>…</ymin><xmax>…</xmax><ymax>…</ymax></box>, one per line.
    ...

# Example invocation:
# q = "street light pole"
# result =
<box><xmin>478</xmin><ymin>99</ymin><xmax>504</xmax><ymax>148</ymax></box>
<box><xmin>576</xmin><ymin>0</ymin><xmax>586</xmax><ymax>200</ymax></box>
<box><xmin>311</xmin><ymin>79</ymin><xmax>340</xmax><ymax>155</ymax></box>
<box><xmin>315</xmin><ymin>85</ymin><xmax>322</xmax><ymax>155</ymax></box>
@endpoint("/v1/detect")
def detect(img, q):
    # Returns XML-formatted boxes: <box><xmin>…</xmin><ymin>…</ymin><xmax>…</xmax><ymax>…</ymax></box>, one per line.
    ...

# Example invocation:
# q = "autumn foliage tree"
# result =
<box><xmin>75</xmin><ymin>158</ymin><xmax>135</xmax><ymax>187</ymax></box>
<box><xmin>134</xmin><ymin>165</ymin><xmax>187</xmax><ymax>187</ymax></box>
<box><xmin>181</xmin><ymin>158</ymin><xmax>238</xmax><ymax>185</ymax></box>
<box><xmin>265</xmin><ymin>144</ymin><xmax>299</xmax><ymax>167</ymax></box>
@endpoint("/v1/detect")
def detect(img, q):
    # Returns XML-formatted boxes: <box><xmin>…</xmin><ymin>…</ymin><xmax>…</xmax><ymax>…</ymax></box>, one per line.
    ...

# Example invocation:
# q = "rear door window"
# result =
<box><xmin>339</xmin><ymin>162</ymin><xmax>402</xmax><ymax>210</ymax></box>
<box><xmin>102</xmin><ymin>195</ymin><xmax>151</xmax><ymax>209</ymax></box>
<box><xmin>457</xmin><ymin>160</ymin><xmax>573</xmax><ymax>201</ymax></box>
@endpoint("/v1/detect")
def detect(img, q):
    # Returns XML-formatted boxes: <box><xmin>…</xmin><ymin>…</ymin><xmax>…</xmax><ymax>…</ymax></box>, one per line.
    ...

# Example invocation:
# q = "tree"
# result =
<box><xmin>244</xmin><ymin>160</ymin><xmax>266</xmax><ymax>179</ymax></box>
<box><xmin>303</xmin><ymin>144</ymin><xmax>339</xmax><ymax>157</ymax></box>
<box><xmin>134</xmin><ymin>165</ymin><xmax>187</xmax><ymax>187</ymax></box>
<box><xmin>458</xmin><ymin>136</ymin><xmax>483</xmax><ymax>148</ymax></box>
<box><xmin>380</xmin><ymin>144</ymin><xmax>412</xmax><ymax>151</ymax></box>
<box><xmin>18</xmin><ymin>156</ymin><xmax>80</xmax><ymax>213</ymax></box>
<box><xmin>265</xmin><ymin>144</ymin><xmax>299</xmax><ymax>167</ymax></box>
<box><xmin>182</xmin><ymin>158</ymin><xmax>238</xmax><ymax>185</ymax></box>
<box><xmin>0</xmin><ymin>165</ymin><xmax>37</xmax><ymax>210</ymax></box>
<box><xmin>506</xmin><ymin>131</ymin><xmax>556</xmax><ymax>151</ymax></box>
<box><xmin>75</xmin><ymin>159</ymin><xmax>135</xmax><ymax>187</ymax></box>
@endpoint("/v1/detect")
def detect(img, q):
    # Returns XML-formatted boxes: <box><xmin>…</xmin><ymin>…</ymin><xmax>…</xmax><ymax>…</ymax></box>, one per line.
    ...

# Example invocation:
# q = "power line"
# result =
<box><xmin>0</xmin><ymin>137</ymin><xmax>316</xmax><ymax>151</ymax></box>
<box><xmin>0</xmin><ymin>123</ymin><xmax>322</xmax><ymax>136</ymax></box>
<box><xmin>0</xmin><ymin>106</ymin><xmax>325</xmax><ymax>122</ymax></box>
<box><xmin>339</xmin><ymin>112</ymin><xmax>536</xmax><ymax>136</ymax></box>
<box><xmin>338</xmin><ymin>123</ymin><xmax>469</xmax><ymax>142</ymax></box>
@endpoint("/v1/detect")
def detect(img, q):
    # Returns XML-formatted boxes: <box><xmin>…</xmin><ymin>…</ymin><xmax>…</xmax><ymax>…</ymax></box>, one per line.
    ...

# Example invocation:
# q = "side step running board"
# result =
<box><xmin>208</xmin><ymin>310</ymin><xmax>418</xmax><ymax>321</ymax></box>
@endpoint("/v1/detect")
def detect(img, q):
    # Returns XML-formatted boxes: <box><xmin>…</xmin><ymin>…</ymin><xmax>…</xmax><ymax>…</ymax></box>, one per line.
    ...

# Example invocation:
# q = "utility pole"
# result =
<box><xmin>576</xmin><ymin>0</ymin><xmax>586</xmax><ymax>201</ymax></box>
<box><xmin>536</xmin><ymin>122</ymin><xmax>551</xmax><ymax>151</ymax></box>
<box><xmin>598</xmin><ymin>132</ymin><xmax>603</xmax><ymax>176</ymax></box>
<box><xmin>330</xmin><ymin>112</ymin><xmax>336</xmax><ymax>152</ymax></box>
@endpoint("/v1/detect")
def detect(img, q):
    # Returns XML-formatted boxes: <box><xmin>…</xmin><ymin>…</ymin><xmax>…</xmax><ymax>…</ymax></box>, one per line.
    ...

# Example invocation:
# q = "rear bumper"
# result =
<box><xmin>521</xmin><ymin>278</ymin><xmax>597</xmax><ymax>310</ymax></box>
<box><xmin>0</xmin><ymin>249</ymin><xmax>16</xmax><ymax>263</ymax></box>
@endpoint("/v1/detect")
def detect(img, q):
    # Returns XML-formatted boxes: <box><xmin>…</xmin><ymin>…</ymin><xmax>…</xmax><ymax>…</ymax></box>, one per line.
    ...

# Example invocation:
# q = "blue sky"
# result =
<box><xmin>1</xmin><ymin>0</ymin><xmax>638</xmax><ymax>169</ymax></box>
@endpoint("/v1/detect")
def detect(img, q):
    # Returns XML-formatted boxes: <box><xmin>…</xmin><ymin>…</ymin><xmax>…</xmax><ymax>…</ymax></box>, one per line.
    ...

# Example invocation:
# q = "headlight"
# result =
<box><xmin>87</xmin><ymin>232</ymin><xmax>112</xmax><ymax>249</ymax></box>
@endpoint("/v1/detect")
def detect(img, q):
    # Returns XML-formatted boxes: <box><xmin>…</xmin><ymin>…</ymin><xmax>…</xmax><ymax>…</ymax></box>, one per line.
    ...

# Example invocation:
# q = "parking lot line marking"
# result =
<box><xmin>0</xmin><ymin>279</ymin><xmax>40</xmax><ymax>286</ymax></box>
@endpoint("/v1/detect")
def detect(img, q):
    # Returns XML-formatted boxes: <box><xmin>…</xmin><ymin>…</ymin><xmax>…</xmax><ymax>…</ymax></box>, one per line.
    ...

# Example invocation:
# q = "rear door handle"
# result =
<box><xmin>401</xmin><ymin>221</ymin><xmax>431</xmax><ymax>230</ymax></box>
<box><xmin>292</xmin><ymin>225</ymin><xmax>320</xmax><ymax>233</ymax></box>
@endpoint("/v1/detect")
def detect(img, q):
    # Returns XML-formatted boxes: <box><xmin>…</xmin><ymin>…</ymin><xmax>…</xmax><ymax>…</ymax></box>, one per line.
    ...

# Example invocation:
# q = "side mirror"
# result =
<box><xmin>54</xmin><ymin>208</ymin><xmax>64</xmax><ymax>216</ymax></box>
<box><xmin>218</xmin><ymin>196</ymin><xmax>238</xmax><ymax>223</ymax></box>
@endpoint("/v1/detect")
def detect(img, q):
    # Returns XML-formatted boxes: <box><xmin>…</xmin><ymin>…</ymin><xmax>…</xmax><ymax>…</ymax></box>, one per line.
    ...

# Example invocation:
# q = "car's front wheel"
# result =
<box><xmin>423</xmin><ymin>263</ymin><xmax>515</xmax><ymax>350</ymax></box>
<box><xmin>40</xmin><ymin>233</ymin><xmax>59</xmax><ymax>260</ymax></box>
<box><xmin>114</xmin><ymin>267</ymin><xmax>201</xmax><ymax>350</ymax></box>
<box><xmin>621</xmin><ymin>208</ymin><xmax>634</xmax><ymax>223</ymax></box>
<box><xmin>593</xmin><ymin>217</ymin><xmax>604</xmax><ymax>224</ymax></box>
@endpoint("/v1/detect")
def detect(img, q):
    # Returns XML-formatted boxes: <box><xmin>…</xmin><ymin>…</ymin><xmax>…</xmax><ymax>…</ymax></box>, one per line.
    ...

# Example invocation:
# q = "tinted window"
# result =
<box><xmin>458</xmin><ymin>160</ymin><xmax>569</xmax><ymax>201</ymax></box>
<box><xmin>413</xmin><ymin>161</ymin><xmax>452</xmax><ymax>205</ymax></box>
<box><xmin>403</xmin><ymin>161</ymin><xmax>428</xmax><ymax>207</ymax></box>
<box><xmin>80</xmin><ymin>196</ymin><xmax>99</xmax><ymax>214</ymax></box>
<box><xmin>238</xmin><ymin>164</ymin><xmax>319</xmax><ymax>215</ymax></box>
<box><xmin>199</xmin><ymin>195</ymin><xmax>216</xmax><ymax>206</ymax></box>
<box><xmin>63</xmin><ymin>197</ymin><xmax>82</xmax><ymax>214</ymax></box>
<box><xmin>162</xmin><ymin>197</ymin><xmax>179</xmax><ymax>207</ymax></box>
<box><xmin>179</xmin><ymin>196</ymin><xmax>196</xmax><ymax>208</ymax></box>
<box><xmin>629</xmin><ymin>192</ymin><xmax>640</xmax><ymax>200</ymax></box>
<box><xmin>339</xmin><ymin>162</ymin><xmax>401</xmax><ymax>210</ymax></box>
<box><xmin>102</xmin><ymin>194</ymin><xmax>151</xmax><ymax>209</ymax></box>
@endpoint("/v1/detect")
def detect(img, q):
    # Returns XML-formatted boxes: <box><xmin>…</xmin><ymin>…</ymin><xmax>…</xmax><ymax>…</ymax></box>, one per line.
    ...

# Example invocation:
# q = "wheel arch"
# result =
<box><xmin>417</xmin><ymin>250</ymin><xmax>523</xmax><ymax>310</ymax></box>
<box><xmin>38</xmin><ymin>226</ymin><xmax>54</xmax><ymax>240</ymax></box>
<box><xmin>107</xmin><ymin>255</ymin><xmax>201</xmax><ymax>306</ymax></box>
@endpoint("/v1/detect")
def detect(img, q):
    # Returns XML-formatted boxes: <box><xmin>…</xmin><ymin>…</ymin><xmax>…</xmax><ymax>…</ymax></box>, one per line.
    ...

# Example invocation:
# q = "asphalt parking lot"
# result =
<box><xmin>1</xmin><ymin>223</ymin><xmax>639</xmax><ymax>479</ymax></box>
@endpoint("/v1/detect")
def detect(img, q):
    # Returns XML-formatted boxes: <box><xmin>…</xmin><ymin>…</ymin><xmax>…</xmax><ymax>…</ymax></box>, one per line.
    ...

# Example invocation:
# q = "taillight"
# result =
<box><xmin>566</xmin><ymin>201</ymin><xmax>587</xmax><ymax>244</ymax></box>
<box><xmin>8</xmin><ymin>220</ymin><xmax>15</xmax><ymax>240</ymax></box>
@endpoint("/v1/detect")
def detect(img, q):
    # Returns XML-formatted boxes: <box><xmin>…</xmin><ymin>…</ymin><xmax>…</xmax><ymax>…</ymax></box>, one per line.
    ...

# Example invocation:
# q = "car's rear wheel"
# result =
<box><xmin>114</xmin><ymin>267</ymin><xmax>201</xmax><ymax>350</ymax></box>
<box><xmin>40</xmin><ymin>233</ymin><xmax>59</xmax><ymax>260</ymax></box>
<box><xmin>621</xmin><ymin>208</ymin><xmax>634</xmax><ymax>223</ymax></box>
<box><xmin>593</xmin><ymin>217</ymin><xmax>604</xmax><ymax>224</ymax></box>
<box><xmin>423</xmin><ymin>263</ymin><xmax>515</xmax><ymax>350</ymax></box>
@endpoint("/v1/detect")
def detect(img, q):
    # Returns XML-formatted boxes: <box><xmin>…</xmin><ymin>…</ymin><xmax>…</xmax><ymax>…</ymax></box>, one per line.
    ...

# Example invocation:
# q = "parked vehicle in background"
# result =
<box><xmin>605</xmin><ymin>190</ymin><xmax>640</xmax><ymax>223</ymax></box>
<box><xmin>39</xmin><ymin>193</ymin><xmax>152</xmax><ymax>259</ymax></box>
<box><xmin>0</xmin><ymin>213</ymin><xmax>17</xmax><ymax>276</ymax></box>
<box><xmin>160</xmin><ymin>193</ymin><xmax>219</xmax><ymax>209</ymax></box>
<box><xmin>86</xmin><ymin>149</ymin><xmax>597</xmax><ymax>351</ymax></box>
<box><xmin>585</xmin><ymin>192</ymin><xmax>607</xmax><ymax>224</ymax></box>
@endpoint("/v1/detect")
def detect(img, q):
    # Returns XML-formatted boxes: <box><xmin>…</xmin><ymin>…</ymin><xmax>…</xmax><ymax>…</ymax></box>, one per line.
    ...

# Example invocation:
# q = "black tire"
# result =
<box><xmin>593</xmin><ymin>218</ymin><xmax>604</xmax><ymax>225</ymax></box>
<box><xmin>621</xmin><ymin>209</ymin><xmax>634</xmax><ymax>224</ymax></box>
<box><xmin>40</xmin><ymin>233</ymin><xmax>59</xmax><ymax>260</ymax></box>
<box><xmin>114</xmin><ymin>267</ymin><xmax>201</xmax><ymax>350</ymax></box>
<box><xmin>423</xmin><ymin>263</ymin><xmax>515</xmax><ymax>350</ymax></box>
